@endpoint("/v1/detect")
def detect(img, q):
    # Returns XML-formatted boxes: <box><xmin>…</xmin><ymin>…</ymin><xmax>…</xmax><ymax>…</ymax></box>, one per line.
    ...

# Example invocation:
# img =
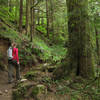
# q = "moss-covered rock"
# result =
<box><xmin>12</xmin><ymin>89</ymin><xmax>24</xmax><ymax>100</ymax></box>
<box><xmin>12</xmin><ymin>81</ymin><xmax>33</xmax><ymax>100</ymax></box>
<box><xmin>12</xmin><ymin>81</ymin><xmax>47</xmax><ymax>100</ymax></box>
<box><xmin>31</xmin><ymin>84</ymin><xmax>46</xmax><ymax>96</ymax></box>
<box><xmin>31</xmin><ymin>84</ymin><xmax>47</xmax><ymax>100</ymax></box>
<box><xmin>24</xmin><ymin>70</ymin><xmax>39</xmax><ymax>80</ymax></box>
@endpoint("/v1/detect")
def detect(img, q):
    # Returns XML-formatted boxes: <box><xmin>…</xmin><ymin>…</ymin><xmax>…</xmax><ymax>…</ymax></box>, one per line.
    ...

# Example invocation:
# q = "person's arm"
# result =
<box><xmin>16</xmin><ymin>48</ymin><xmax>19</xmax><ymax>64</ymax></box>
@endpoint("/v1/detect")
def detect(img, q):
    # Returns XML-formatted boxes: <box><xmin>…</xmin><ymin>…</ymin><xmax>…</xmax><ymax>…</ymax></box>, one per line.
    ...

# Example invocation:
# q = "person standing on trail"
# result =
<box><xmin>12</xmin><ymin>43</ymin><xmax>21</xmax><ymax>81</ymax></box>
<box><xmin>7</xmin><ymin>41</ymin><xmax>13</xmax><ymax>83</ymax></box>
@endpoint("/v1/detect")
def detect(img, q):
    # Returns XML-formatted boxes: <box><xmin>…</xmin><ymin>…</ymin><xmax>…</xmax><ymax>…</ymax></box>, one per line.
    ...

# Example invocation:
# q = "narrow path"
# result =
<box><xmin>0</xmin><ymin>70</ymin><xmax>14</xmax><ymax>100</ymax></box>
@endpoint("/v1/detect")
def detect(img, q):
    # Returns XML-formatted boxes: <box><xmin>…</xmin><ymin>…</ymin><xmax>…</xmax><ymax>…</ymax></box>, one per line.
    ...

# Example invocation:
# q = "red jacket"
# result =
<box><xmin>12</xmin><ymin>48</ymin><xmax>19</xmax><ymax>63</ymax></box>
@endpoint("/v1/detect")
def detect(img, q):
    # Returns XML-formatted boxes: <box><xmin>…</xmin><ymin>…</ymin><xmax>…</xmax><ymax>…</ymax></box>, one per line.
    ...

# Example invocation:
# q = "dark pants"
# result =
<box><xmin>8</xmin><ymin>59</ymin><xmax>20</xmax><ymax>82</ymax></box>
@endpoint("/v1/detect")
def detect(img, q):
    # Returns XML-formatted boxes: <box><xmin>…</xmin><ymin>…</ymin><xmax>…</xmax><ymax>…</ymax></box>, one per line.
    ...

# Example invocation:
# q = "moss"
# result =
<box><xmin>31</xmin><ymin>84</ymin><xmax>46</xmax><ymax>97</ymax></box>
<box><xmin>12</xmin><ymin>83</ymin><xmax>29</xmax><ymax>100</ymax></box>
<box><xmin>66</xmin><ymin>0</ymin><xmax>95</xmax><ymax>78</ymax></box>
<box><xmin>12</xmin><ymin>90</ymin><xmax>24</xmax><ymax>100</ymax></box>
<box><xmin>24</xmin><ymin>70</ymin><xmax>38</xmax><ymax>80</ymax></box>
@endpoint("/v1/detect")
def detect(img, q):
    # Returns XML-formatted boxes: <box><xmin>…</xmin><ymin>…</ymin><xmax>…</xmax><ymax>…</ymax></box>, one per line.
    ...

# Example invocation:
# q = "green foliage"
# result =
<box><xmin>0</xmin><ymin>0</ymin><xmax>8</xmax><ymax>5</ymax></box>
<box><xmin>31</xmin><ymin>86</ymin><xmax>39</xmax><ymax>96</ymax></box>
<box><xmin>33</xmin><ymin>35</ymin><xmax>67</xmax><ymax>63</ymax></box>
<box><xmin>31</xmin><ymin>84</ymin><xmax>46</xmax><ymax>97</ymax></box>
<box><xmin>37</xmin><ymin>25</ymin><xmax>47</xmax><ymax>36</ymax></box>
<box><xmin>55</xmin><ymin>77</ymin><xmax>100</xmax><ymax>100</ymax></box>
<box><xmin>25</xmin><ymin>71</ymin><xmax>38</xmax><ymax>80</ymax></box>
<box><xmin>12</xmin><ymin>83</ymin><xmax>28</xmax><ymax>100</ymax></box>
<box><xmin>42</xmin><ymin>76</ymin><xmax>52</xmax><ymax>86</ymax></box>
<box><xmin>0</xmin><ymin>22</ymin><xmax>20</xmax><ymax>42</ymax></box>
<box><xmin>0</xmin><ymin>6</ymin><xmax>16</xmax><ymax>26</ymax></box>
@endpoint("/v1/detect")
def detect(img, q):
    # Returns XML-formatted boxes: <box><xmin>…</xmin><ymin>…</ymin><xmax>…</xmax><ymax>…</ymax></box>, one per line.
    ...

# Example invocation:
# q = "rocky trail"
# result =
<box><xmin>0</xmin><ymin>37</ymin><xmax>14</xmax><ymax>100</ymax></box>
<box><xmin>0</xmin><ymin>70</ymin><xmax>14</xmax><ymax>100</ymax></box>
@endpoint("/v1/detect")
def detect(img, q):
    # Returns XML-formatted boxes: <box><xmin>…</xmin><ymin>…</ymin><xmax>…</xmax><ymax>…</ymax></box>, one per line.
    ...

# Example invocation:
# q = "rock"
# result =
<box><xmin>20</xmin><ymin>78</ymin><xmax>27</xmax><ymax>82</ymax></box>
<box><xmin>37</xmin><ymin>84</ymin><xmax>45</xmax><ymax>93</ymax></box>
<box><xmin>0</xmin><ymin>90</ymin><xmax>3</xmax><ymax>95</ymax></box>
<box><xmin>43</xmin><ymin>63</ymin><xmax>49</xmax><ymax>67</ymax></box>
<box><xmin>5</xmin><ymin>90</ymin><xmax>8</xmax><ymax>93</ymax></box>
<box><xmin>31</xmin><ymin>84</ymin><xmax>47</xmax><ymax>96</ymax></box>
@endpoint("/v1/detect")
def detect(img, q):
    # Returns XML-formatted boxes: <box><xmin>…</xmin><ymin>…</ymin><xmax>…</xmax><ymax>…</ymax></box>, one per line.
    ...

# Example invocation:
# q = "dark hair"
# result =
<box><xmin>12</xmin><ymin>43</ymin><xmax>17</xmax><ymax>47</ymax></box>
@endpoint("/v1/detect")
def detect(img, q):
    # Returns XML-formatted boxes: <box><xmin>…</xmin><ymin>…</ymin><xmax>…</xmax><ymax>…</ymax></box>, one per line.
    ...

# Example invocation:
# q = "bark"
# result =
<box><xmin>67</xmin><ymin>0</ymin><xmax>94</xmax><ymax>78</ymax></box>
<box><xmin>15</xmin><ymin>0</ymin><xmax>19</xmax><ymax>25</ymax></box>
<box><xmin>26</xmin><ymin>0</ymin><xmax>31</xmax><ymax>35</ymax></box>
<box><xmin>46</xmin><ymin>0</ymin><xmax>50</xmax><ymax>38</ymax></box>
<box><xmin>9</xmin><ymin>0</ymin><xmax>12</xmax><ymax>12</ymax></box>
<box><xmin>41</xmin><ymin>17</ymin><xmax>44</xmax><ymax>25</ymax></box>
<box><xmin>37</xmin><ymin>9</ymin><xmax>40</xmax><ymax>25</ymax></box>
<box><xmin>30</xmin><ymin>0</ymin><xmax>35</xmax><ymax>42</ymax></box>
<box><xmin>19</xmin><ymin>0</ymin><xmax>23</xmax><ymax>32</ymax></box>
<box><xmin>46</xmin><ymin>0</ymin><xmax>54</xmax><ymax>38</ymax></box>
<box><xmin>49</xmin><ymin>0</ymin><xmax>54</xmax><ymax>34</ymax></box>
<box><xmin>8</xmin><ymin>0</ymin><xmax>10</xmax><ymax>17</ymax></box>
<box><xmin>95</xmin><ymin>27</ymin><xmax>100</xmax><ymax>64</ymax></box>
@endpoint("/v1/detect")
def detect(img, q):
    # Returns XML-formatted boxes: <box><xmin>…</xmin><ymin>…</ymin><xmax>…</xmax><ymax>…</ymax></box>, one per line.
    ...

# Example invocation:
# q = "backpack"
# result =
<box><xmin>7</xmin><ymin>47</ymin><xmax>13</xmax><ymax>59</ymax></box>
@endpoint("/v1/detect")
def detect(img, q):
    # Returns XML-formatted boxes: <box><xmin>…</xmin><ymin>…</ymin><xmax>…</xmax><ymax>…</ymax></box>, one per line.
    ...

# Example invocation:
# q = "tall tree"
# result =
<box><xmin>26</xmin><ymin>0</ymin><xmax>31</xmax><ymax>35</ymax></box>
<box><xmin>37</xmin><ymin>9</ymin><xmax>40</xmax><ymax>25</ymax></box>
<box><xmin>41</xmin><ymin>17</ymin><xmax>44</xmax><ymax>25</ymax></box>
<box><xmin>15</xmin><ymin>0</ymin><xmax>19</xmax><ymax>25</ymax></box>
<box><xmin>94</xmin><ymin>15</ymin><xmax>100</xmax><ymax>65</ymax></box>
<box><xmin>9</xmin><ymin>0</ymin><xmax>12</xmax><ymax>12</ymax></box>
<box><xmin>49</xmin><ymin>0</ymin><xmax>54</xmax><ymax>34</ymax></box>
<box><xmin>46</xmin><ymin>0</ymin><xmax>54</xmax><ymax>38</ymax></box>
<box><xmin>46</xmin><ymin>0</ymin><xmax>50</xmax><ymax>38</ymax></box>
<box><xmin>67</xmin><ymin>0</ymin><xmax>94</xmax><ymax>78</ymax></box>
<box><xmin>19</xmin><ymin>0</ymin><xmax>23</xmax><ymax>32</ymax></box>
<box><xmin>95</xmin><ymin>25</ymin><xmax>100</xmax><ymax>64</ymax></box>
<box><xmin>30</xmin><ymin>0</ymin><xmax>35</xmax><ymax>42</ymax></box>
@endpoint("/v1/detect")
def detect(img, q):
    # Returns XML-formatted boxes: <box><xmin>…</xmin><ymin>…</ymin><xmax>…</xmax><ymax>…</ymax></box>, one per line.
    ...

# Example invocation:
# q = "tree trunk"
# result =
<box><xmin>30</xmin><ymin>0</ymin><xmax>35</xmax><ymax>42</ymax></box>
<box><xmin>8</xmin><ymin>0</ymin><xmax>10</xmax><ymax>17</ymax></box>
<box><xmin>15</xmin><ymin>0</ymin><xmax>19</xmax><ymax>26</ymax></box>
<box><xmin>37</xmin><ymin>9</ymin><xmax>40</xmax><ymax>25</ymax></box>
<box><xmin>26</xmin><ymin>0</ymin><xmax>31</xmax><ymax>35</ymax></box>
<box><xmin>41</xmin><ymin>17</ymin><xmax>44</xmax><ymax>25</ymax></box>
<box><xmin>67</xmin><ymin>0</ymin><xmax>94</xmax><ymax>78</ymax></box>
<box><xmin>46</xmin><ymin>0</ymin><xmax>50</xmax><ymax>38</ymax></box>
<box><xmin>95</xmin><ymin>26</ymin><xmax>100</xmax><ymax>64</ymax></box>
<box><xmin>9</xmin><ymin>0</ymin><xmax>12</xmax><ymax>12</ymax></box>
<box><xmin>49</xmin><ymin>0</ymin><xmax>54</xmax><ymax>34</ymax></box>
<box><xmin>19</xmin><ymin>0</ymin><xmax>23</xmax><ymax>32</ymax></box>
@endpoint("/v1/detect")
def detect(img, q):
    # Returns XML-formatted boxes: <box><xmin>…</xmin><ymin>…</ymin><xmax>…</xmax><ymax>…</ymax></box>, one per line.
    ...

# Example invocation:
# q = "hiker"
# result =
<box><xmin>12</xmin><ymin>43</ymin><xmax>21</xmax><ymax>81</ymax></box>
<box><xmin>7</xmin><ymin>41</ymin><xmax>13</xmax><ymax>83</ymax></box>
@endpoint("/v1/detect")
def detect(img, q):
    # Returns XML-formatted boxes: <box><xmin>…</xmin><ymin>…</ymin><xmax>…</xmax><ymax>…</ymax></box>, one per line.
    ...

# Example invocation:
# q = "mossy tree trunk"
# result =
<box><xmin>46</xmin><ymin>0</ymin><xmax>50</xmax><ymax>38</ymax></box>
<box><xmin>26</xmin><ymin>0</ymin><xmax>31</xmax><ymax>35</ymax></box>
<box><xmin>9</xmin><ymin>0</ymin><xmax>12</xmax><ymax>12</ymax></box>
<box><xmin>30</xmin><ymin>0</ymin><xmax>35</xmax><ymax>42</ymax></box>
<box><xmin>49</xmin><ymin>0</ymin><xmax>54</xmax><ymax>34</ymax></box>
<box><xmin>19</xmin><ymin>0</ymin><xmax>23</xmax><ymax>32</ymax></box>
<box><xmin>15</xmin><ymin>0</ymin><xmax>19</xmax><ymax>25</ymax></box>
<box><xmin>95</xmin><ymin>20</ymin><xmax>100</xmax><ymax>65</ymax></box>
<box><xmin>41</xmin><ymin>17</ymin><xmax>44</xmax><ymax>25</ymax></box>
<box><xmin>67</xmin><ymin>0</ymin><xmax>94</xmax><ymax>78</ymax></box>
<box><xmin>37</xmin><ymin>9</ymin><xmax>40</xmax><ymax>25</ymax></box>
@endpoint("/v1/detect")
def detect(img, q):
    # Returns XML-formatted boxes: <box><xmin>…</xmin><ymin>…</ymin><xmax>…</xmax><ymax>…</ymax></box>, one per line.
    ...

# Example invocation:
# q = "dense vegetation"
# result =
<box><xmin>0</xmin><ymin>0</ymin><xmax>100</xmax><ymax>100</ymax></box>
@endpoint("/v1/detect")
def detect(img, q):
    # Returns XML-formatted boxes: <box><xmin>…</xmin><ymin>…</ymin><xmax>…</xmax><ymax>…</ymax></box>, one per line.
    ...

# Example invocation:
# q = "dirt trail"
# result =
<box><xmin>0</xmin><ymin>70</ymin><xmax>14</xmax><ymax>100</ymax></box>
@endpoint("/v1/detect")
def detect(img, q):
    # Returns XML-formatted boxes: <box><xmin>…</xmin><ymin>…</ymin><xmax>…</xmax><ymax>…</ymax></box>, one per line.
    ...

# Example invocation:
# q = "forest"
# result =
<box><xmin>0</xmin><ymin>0</ymin><xmax>100</xmax><ymax>100</ymax></box>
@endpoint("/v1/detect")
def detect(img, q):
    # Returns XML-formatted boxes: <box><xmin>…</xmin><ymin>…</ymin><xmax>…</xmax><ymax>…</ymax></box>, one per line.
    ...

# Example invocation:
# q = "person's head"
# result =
<box><xmin>12</xmin><ymin>42</ymin><xmax>17</xmax><ymax>48</ymax></box>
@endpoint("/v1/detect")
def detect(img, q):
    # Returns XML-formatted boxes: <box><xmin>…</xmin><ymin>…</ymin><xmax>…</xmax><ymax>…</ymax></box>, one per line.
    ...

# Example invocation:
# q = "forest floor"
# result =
<box><xmin>0</xmin><ymin>70</ymin><xmax>14</xmax><ymax>100</ymax></box>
